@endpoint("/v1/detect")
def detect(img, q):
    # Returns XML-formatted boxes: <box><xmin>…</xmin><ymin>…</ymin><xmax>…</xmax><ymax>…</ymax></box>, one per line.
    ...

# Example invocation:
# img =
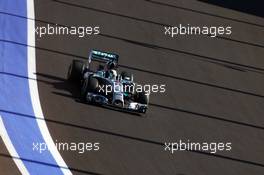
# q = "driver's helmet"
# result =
<box><xmin>109</xmin><ymin>69</ymin><xmax>117</xmax><ymax>80</ymax></box>
<box><xmin>106</xmin><ymin>60</ymin><xmax>117</xmax><ymax>70</ymax></box>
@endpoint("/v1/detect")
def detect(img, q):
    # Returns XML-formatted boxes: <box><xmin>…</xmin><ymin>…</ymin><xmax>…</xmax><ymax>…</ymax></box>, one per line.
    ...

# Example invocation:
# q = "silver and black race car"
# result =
<box><xmin>67</xmin><ymin>50</ymin><xmax>149</xmax><ymax>114</ymax></box>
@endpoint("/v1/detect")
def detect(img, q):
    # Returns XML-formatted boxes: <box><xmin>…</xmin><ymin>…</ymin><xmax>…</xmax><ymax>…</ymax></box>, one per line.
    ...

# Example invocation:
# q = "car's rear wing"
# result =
<box><xmin>89</xmin><ymin>50</ymin><xmax>119</xmax><ymax>64</ymax></box>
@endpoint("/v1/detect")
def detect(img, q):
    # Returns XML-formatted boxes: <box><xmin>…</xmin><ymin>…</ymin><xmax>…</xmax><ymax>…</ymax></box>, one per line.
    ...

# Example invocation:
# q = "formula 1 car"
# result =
<box><xmin>67</xmin><ymin>50</ymin><xmax>149</xmax><ymax>114</ymax></box>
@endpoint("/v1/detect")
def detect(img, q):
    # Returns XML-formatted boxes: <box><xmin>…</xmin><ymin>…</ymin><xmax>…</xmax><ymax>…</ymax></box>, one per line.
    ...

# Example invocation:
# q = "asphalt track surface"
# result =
<box><xmin>0</xmin><ymin>138</ymin><xmax>21</xmax><ymax>175</ymax></box>
<box><xmin>31</xmin><ymin>0</ymin><xmax>264</xmax><ymax>174</ymax></box>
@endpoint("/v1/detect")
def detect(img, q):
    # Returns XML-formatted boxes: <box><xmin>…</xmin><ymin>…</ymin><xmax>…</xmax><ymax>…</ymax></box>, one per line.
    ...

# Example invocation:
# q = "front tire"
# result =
<box><xmin>135</xmin><ymin>91</ymin><xmax>149</xmax><ymax>105</ymax></box>
<box><xmin>121</xmin><ymin>71</ymin><xmax>133</xmax><ymax>81</ymax></box>
<box><xmin>135</xmin><ymin>91</ymin><xmax>149</xmax><ymax>114</ymax></box>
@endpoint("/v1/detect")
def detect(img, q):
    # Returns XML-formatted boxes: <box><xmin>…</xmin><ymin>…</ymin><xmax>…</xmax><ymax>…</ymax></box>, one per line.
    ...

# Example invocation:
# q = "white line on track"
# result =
<box><xmin>0</xmin><ymin>116</ymin><xmax>30</xmax><ymax>175</ymax></box>
<box><xmin>27</xmin><ymin>0</ymin><xmax>72</xmax><ymax>174</ymax></box>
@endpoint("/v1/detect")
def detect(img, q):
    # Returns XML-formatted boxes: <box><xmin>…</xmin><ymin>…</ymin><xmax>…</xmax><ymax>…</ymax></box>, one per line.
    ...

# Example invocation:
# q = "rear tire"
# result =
<box><xmin>67</xmin><ymin>60</ymin><xmax>84</xmax><ymax>82</ymax></box>
<box><xmin>80</xmin><ymin>76</ymin><xmax>98</xmax><ymax>102</ymax></box>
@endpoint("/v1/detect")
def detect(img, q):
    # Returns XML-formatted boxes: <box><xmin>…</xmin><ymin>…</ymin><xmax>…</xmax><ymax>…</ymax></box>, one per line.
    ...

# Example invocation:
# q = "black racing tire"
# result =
<box><xmin>136</xmin><ymin>91</ymin><xmax>149</xmax><ymax>105</ymax></box>
<box><xmin>80</xmin><ymin>76</ymin><xmax>98</xmax><ymax>101</ymax></box>
<box><xmin>121</xmin><ymin>71</ymin><xmax>133</xmax><ymax>81</ymax></box>
<box><xmin>67</xmin><ymin>60</ymin><xmax>84</xmax><ymax>81</ymax></box>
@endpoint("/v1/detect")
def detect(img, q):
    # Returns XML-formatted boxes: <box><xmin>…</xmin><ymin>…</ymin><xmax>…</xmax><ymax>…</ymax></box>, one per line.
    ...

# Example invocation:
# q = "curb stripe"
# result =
<box><xmin>27</xmin><ymin>0</ymin><xmax>72</xmax><ymax>174</ymax></box>
<box><xmin>0</xmin><ymin>116</ymin><xmax>30</xmax><ymax>175</ymax></box>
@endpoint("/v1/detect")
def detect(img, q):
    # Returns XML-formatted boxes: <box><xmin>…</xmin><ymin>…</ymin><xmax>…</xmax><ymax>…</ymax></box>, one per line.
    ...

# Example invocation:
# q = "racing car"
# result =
<box><xmin>67</xmin><ymin>50</ymin><xmax>149</xmax><ymax>114</ymax></box>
